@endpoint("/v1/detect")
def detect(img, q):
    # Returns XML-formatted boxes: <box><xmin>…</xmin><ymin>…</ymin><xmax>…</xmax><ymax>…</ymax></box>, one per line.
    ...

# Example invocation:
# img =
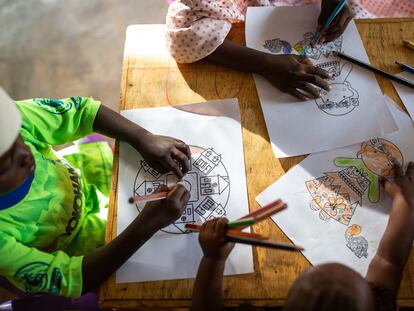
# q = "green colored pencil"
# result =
<box><xmin>227</xmin><ymin>217</ymin><xmax>255</xmax><ymax>229</ymax></box>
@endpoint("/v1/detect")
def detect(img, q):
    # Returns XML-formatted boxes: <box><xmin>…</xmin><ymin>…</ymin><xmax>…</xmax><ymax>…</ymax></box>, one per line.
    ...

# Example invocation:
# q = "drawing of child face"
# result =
<box><xmin>316</xmin><ymin>81</ymin><xmax>359</xmax><ymax>116</ymax></box>
<box><xmin>358</xmin><ymin>139</ymin><xmax>403</xmax><ymax>177</ymax></box>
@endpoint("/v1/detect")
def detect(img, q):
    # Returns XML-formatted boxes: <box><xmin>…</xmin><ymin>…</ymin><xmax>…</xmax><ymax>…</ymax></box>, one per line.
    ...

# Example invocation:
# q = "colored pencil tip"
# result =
<box><xmin>128</xmin><ymin>197</ymin><xmax>134</xmax><ymax>204</ymax></box>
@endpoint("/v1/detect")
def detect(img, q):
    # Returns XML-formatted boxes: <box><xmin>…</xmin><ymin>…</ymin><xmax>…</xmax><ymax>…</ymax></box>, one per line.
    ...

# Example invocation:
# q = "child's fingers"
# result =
<box><xmin>315</xmin><ymin>24</ymin><xmax>322</xmax><ymax>33</ymax></box>
<box><xmin>215</xmin><ymin>218</ymin><xmax>229</xmax><ymax>239</ymax></box>
<box><xmin>175</xmin><ymin>141</ymin><xmax>192</xmax><ymax>160</ymax></box>
<box><xmin>153</xmin><ymin>184</ymin><xmax>169</xmax><ymax>193</ymax></box>
<box><xmin>294</xmin><ymin>55</ymin><xmax>313</xmax><ymax>66</ymax></box>
<box><xmin>166</xmin><ymin>183</ymin><xmax>186</xmax><ymax>200</ymax></box>
<box><xmin>179</xmin><ymin>187</ymin><xmax>191</xmax><ymax>205</ymax></box>
<box><xmin>164</xmin><ymin>154</ymin><xmax>184</xmax><ymax>179</ymax></box>
<box><xmin>286</xmin><ymin>88</ymin><xmax>310</xmax><ymax>101</ymax></box>
<box><xmin>382</xmin><ymin>179</ymin><xmax>401</xmax><ymax>199</ymax></box>
<box><xmin>172</xmin><ymin>148</ymin><xmax>190</xmax><ymax>174</ymax></box>
<box><xmin>322</xmin><ymin>15</ymin><xmax>352</xmax><ymax>43</ymax></box>
<box><xmin>201</xmin><ymin>218</ymin><xmax>218</xmax><ymax>234</ymax></box>
<box><xmin>302</xmin><ymin>73</ymin><xmax>331</xmax><ymax>91</ymax></box>
<box><xmin>292</xmin><ymin>82</ymin><xmax>320</xmax><ymax>99</ymax></box>
<box><xmin>305</xmin><ymin>66</ymin><xmax>331</xmax><ymax>80</ymax></box>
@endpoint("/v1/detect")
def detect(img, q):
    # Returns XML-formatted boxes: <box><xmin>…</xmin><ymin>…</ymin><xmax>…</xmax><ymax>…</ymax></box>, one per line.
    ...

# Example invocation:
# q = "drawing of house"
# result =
<box><xmin>200</xmin><ymin>175</ymin><xmax>229</xmax><ymax>195</ymax></box>
<box><xmin>135</xmin><ymin>180</ymin><xmax>165</xmax><ymax>196</ymax></box>
<box><xmin>141</xmin><ymin>160</ymin><xmax>161</xmax><ymax>178</ymax></box>
<box><xmin>195</xmin><ymin>196</ymin><xmax>225</xmax><ymax>220</ymax></box>
<box><xmin>176</xmin><ymin>203</ymin><xmax>195</xmax><ymax>224</ymax></box>
<box><xmin>193</xmin><ymin>148</ymin><xmax>222</xmax><ymax>175</ymax></box>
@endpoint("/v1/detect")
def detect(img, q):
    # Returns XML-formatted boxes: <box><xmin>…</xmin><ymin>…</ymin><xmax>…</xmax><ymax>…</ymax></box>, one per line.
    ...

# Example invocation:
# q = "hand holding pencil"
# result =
<box><xmin>186</xmin><ymin>199</ymin><xmax>303</xmax><ymax>252</ymax></box>
<box><xmin>316</xmin><ymin>0</ymin><xmax>352</xmax><ymax>43</ymax></box>
<box><xmin>198</xmin><ymin>218</ymin><xmax>235</xmax><ymax>261</ymax></box>
<box><xmin>136</xmin><ymin>184</ymin><xmax>190</xmax><ymax>231</ymax></box>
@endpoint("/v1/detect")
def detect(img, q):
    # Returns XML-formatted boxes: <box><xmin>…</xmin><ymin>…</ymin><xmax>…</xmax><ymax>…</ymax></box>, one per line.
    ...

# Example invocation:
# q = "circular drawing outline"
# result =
<box><xmin>133</xmin><ymin>145</ymin><xmax>231</xmax><ymax>234</ymax></box>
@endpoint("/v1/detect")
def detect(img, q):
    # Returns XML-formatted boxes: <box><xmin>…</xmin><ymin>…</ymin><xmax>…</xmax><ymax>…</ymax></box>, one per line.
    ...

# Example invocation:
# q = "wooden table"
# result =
<box><xmin>100</xmin><ymin>18</ymin><xmax>414</xmax><ymax>309</ymax></box>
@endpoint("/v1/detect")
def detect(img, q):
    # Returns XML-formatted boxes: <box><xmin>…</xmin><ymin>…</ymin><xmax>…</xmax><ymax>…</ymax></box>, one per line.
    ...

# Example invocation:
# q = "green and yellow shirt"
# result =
<box><xmin>0</xmin><ymin>97</ymin><xmax>113</xmax><ymax>298</ymax></box>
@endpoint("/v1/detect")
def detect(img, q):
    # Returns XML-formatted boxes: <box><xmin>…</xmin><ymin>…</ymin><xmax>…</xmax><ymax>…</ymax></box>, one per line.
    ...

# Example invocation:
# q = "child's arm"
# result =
<box><xmin>0</xmin><ymin>185</ymin><xmax>189</xmax><ymax>298</ymax></box>
<box><xmin>94</xmin><ymin>105</ymin><xmax>191</xmax><ymax>179</ymax></box>
<box><xmin>192</xmin><ymin>218</ymin><xmax>234</xmax><ymax>311</ymax></box>
<box><xmin>82</xmin><ymin>184</ymin><xmax>190</xmax><ymax>293</ymax></box>
<box><xmin>365</xmin><ymin>162</ymin><xmax>414</xmax><ymax>297</ymax></box>
<box><xmin>205</xmin><ymin>39</ymin><xmax>331</xmax><ymax>101</ymax></box>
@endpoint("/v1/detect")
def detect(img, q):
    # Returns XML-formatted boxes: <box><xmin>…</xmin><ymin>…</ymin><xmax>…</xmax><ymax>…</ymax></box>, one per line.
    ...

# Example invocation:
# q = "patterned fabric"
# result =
<box><xmin>0</xmin><ymin>98</ymin><xmax>113</xmax><ymax>298</ymax></box>
<box><xmin>166</xmin><ymin>0</ymin><xmax>414</xmax><ymax>63</ymax></box>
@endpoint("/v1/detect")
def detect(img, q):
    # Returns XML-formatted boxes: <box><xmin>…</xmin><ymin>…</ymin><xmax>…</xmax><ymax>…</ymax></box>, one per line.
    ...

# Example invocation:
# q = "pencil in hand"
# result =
<box><xmin>128</xmin><ymin>191</ymin><xmax>169</xmax><ymax>204</ymax></box>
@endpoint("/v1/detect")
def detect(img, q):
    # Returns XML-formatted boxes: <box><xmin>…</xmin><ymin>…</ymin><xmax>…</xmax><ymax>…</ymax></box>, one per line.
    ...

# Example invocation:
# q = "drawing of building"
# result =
<box><xmin>200</xmin><ymin>175</ymin><xmax>229</xmax><ymax>195</ymax></box>
<box><xmin>176</xmin><ymin>203</ymin><xmax>195</xmax><ymax>224</ymax></box>
<box><xmin>135</xmin><ymin>180</ymin><xmax>165</xmax><ymax>196</ymax></box>
<box><xmin>141</xmin><ymin>160</ymin><xmax>161</xmax><ymax>178</ymax></box>
<box><xmin>193</xmin><ymin>148</ymin><xmax>222</xmax><ymax>175</ymax></box>
<box><xmin>195</xmin><ymin>196</ymin><xmax>225</xmax><ymax>220</ymax></box>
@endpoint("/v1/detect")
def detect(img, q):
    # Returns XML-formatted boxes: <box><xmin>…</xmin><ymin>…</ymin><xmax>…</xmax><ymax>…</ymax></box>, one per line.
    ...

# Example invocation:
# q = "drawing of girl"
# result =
<box><xmin>305</xmin><ymin>138</ymin><xmax>403</xmax><ymax>226</ymax></box>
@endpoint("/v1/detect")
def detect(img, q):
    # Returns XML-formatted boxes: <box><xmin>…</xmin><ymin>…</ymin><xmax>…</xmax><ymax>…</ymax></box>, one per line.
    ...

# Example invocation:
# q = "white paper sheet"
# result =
<box><xmin>256</xmin><ymin>97</ymin><xmax>414</xmax><ymax>275</ymax></box>
<box><xmin>116</xmin><ymin>98</ymin><xmax>253</xmax><ymax>283</ymax></box>
<box><xmin>246</xmin><ymin>5</ymin><xmax>398</xmax><ymax>158</ymax></box>
<box><xmin>393</xmin><ymin>71</ymin><xmax>414</xmax><ymax>120</ymax></box>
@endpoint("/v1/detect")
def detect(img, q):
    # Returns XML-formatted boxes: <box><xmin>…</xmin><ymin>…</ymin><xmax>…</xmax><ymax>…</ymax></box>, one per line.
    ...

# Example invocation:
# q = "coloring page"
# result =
<box><xmin>256</xmin><ymin>97</ymin><xmax>414</xmax><ymax>275</ymax></box>
<box><xmin>246</xmin><ymin>5</ymin><xmax>398</xmax><ymax>157</ymax></box>
<box><xmin>116</xmin><ymin>98</ymin><xmax>253</xmax><ymax>283</ymax></box>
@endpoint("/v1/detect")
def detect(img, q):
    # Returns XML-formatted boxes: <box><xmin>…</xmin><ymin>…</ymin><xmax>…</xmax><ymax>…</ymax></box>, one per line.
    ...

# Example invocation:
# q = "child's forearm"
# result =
<box><xmin>366</xmin><ymin>194</ymin><xmax>414</xmax><ymax>296</ymax></box>
<box><xmin>191</xmin><ymin>257</ymin><xmax>226</xmax><ymax>311</ymax></box>
<box><xmin>93</xmin><ymin>104</ymin><xmax>152</xmax><ymax>148</ymax></box>
<box><xmin>205</xmin><ymin>39</ymin><xmax>268</xmax><ymax>75</ymax></box>
<box><xmin>81</xmin><ymin>216</ymin><xmax>159</xmax><ymax>293</ymax></box>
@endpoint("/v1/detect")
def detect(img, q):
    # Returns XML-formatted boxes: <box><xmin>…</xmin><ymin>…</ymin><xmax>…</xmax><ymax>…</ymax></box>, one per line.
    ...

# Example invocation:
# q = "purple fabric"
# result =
<box><xmin>76</xmin><ymin>133</ymin><xmax>106</xmax><ymax>145</ymax></box>
<box><xmin>0</xmin><ymin>276</ymin><xmax>108</xmax><ymax>311</ymax></box>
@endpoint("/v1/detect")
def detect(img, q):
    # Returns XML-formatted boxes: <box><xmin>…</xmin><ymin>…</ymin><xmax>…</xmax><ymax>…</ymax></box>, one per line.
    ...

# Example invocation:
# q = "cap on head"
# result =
<box><xmin>0</xmin><ymin>87</ymin><xmax>21</xmax><ymax>157</ymax></box>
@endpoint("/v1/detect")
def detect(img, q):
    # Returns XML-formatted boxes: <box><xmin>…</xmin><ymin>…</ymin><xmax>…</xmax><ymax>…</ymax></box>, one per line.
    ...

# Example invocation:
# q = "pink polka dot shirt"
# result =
<box><xmin>166</xmin><ymin>0</ymin><xmax>414</xmax><ymax>63</ymax></box>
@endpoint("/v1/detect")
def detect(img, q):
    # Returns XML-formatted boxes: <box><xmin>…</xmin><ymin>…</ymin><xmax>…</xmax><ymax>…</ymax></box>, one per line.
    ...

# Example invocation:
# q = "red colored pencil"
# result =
<box><xmin>255</xmin><ymin>203</ymin><xmax>287</xmax><ymax>221</ymax></box>
<box><xmin>239</xmin><ymin>198</ymin><xmax>282</xmax><ymax>220</ymax></box>
<box><xmin>128</xmin><ymin>191</ymin><xmax>169</xmax><ymax>204</ymax></box>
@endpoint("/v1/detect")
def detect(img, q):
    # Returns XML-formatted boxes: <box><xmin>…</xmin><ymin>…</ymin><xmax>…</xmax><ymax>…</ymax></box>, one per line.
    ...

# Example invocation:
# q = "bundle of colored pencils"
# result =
<box><xmin>186</xmin><ymin>199</ymin><xmax>303</xmax><ymax>252</ymax></box>
<box><xmin>129</xmin><ymin>191</ymin><xmax>302</xmax><ymax>251</ymax></box>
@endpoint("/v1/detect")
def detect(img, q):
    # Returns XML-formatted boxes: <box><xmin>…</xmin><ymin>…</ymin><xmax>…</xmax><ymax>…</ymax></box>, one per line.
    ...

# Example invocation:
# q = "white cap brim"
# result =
<box><xmin>0</xmin><ymin>87</ymin><xmax>21</xmax><ymax>157</ymax></box>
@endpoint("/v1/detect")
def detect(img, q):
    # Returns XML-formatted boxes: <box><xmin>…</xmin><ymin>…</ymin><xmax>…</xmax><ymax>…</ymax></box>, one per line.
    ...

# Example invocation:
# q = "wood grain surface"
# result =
<box><xmin>100</xmin><ymin>18</ymin><xmax>414</xmax><ymax>309</ymax></box>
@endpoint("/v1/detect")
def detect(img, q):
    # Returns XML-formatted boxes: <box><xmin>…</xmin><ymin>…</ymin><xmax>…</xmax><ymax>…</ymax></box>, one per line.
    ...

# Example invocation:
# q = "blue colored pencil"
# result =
<box><xmin>314</xmin><ymin>0</ymin><xmax>347</xmax><ymax>43</ymax></box>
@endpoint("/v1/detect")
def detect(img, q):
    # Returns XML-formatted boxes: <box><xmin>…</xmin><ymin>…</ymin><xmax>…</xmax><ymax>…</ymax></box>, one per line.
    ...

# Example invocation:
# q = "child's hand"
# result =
<box><xmin>383</xmin><ymin>162</ymin><xmax>414</xmax><ymax>210</ymax></box>
<box><xmin>137</xmin><ymin>184</ymin><xmax>190</xmax><ymax>230</ymax></box>
<box><xmin>261</xmin><ymin>54</ymin><xmax>331</xmax><ymax>100</ymax></box>
<box><xmin>135</xmin><ymin>133</ymin><xmax>191</xmax><ymax>179</ymax></box>
<box><xmin>317</xmin><ymin>0</ymin><xmax>353</xmax><ymax>43</ymax></box>
<box><xmin>199</xmin><ymin>218</ymin><xmax>234</xmax><ymax>261</ymax></box>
